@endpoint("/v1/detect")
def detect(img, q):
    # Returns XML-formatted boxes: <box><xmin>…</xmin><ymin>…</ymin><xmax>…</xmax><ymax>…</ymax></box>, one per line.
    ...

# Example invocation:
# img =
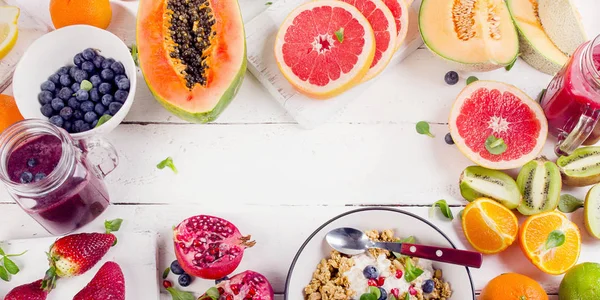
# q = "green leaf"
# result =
<box><xmin>485</xmin><ymin>135</ymin><xmax>507</xmax><ymax>155</ymax></box>
<box><xmin>206</xmin><ymin>287</ymin><xmax>221</xmax><ymax>300</ymax></box>
<box><xmin>80</xmin><ymin>80</ymin><xmax>93</xmax><ymax>91</ymax></box>
<box><xmin>3</xmin><ymin>257</ymin><xmax>19</xmax><ymax>275</ymax></box>
<box><xmin>166</xmin><ymin>287</ymin><xmax>196</xmax><ymax>300</ymax></box>
<box><xmin>558</xmin><ymin>194</ymin><xmax>584</xmax><ymax>213</ymax></box>
<box><xmin>265</xmin><ymin>1</ymin><xmax>273</xmax><ymax>5</ymax></box>
<box><xmin>157</xmin><ymin>157</ymin><xmax>178</xmax><ymax>174</ymax></box>
<box><xmin>95</xmin><ymin>115</ymin><xmax>112</xmax><ymax>128</ymax></box>
<box><xmin>505</xmin><ymin>54</ymin><xmax>519</xmax><ymax>71</ymax></box>
<box><xmin>0</xmin><ymin>247</ymin><xmax>4</xmax><ymax>256</ymax></box>
<box><xmin>360</xmin><ymin>293</ymin><xmax>378</xmax><ymax>300</ymax></box>
<box><xmin>416</xmin><ymin>121</ymin><xmax>434</xmax><ymax>138</ymax></box>
<box><xmin>466</xmin><ymin>76</ymin><xmax>479</xmax><ymax>85</ymax></box>
<box><xmin>162</xmin><ymin>267</ymin><xmax>170</xmax><ymax>279</ymax></box>
<box><xmin>104</xmin><ymin>218</ymin><xmax>123</xmax><ymax>233</ymax></box>
<box><xmin>0</xmin><ymin>265</ymin><xmax>8</xmax><ymax>281</ymax></box>
<box><xmin>335</xmin><ymin>28</ymin><xmax>344</xmax><ymax>43</ymax></box>
<box><xmin>369</xmin><ymin>286</ymin><xmax>381</xmax><ymax>299</ymax></box>
<box><xmin>131</xmin><ymin>44</ymin><xmax>139</xmax><ymax>67</ymax></box>
<box><xmin>393</xmin><ymin>236</ymin><xmax>416</xmax><ymax>258</ymax></box>
<box><xmin>5</xmin><ymin>250</ymin><xmax>27</xmax><ymax>258</ymax></box>
<box><xmin>545</xmin><ymin>230</ymin><xmax>566</xmax><ymax>250</ymax></box>
<box><xmin>404</xmin><ymin>294</ymin><xmax>410</xmax><ymax>300</ymax></box>
<box><xmin>429</xmin><ymin>199</ymin><xmax>453</xmax><ymax>220</ymax></box>
<box><xmin>404</xmin><ymin>258</ymin><xmax>424</xmax><ymax>282</ymax></box>
<box><xmin>389</xmin><ymin>295</ymin><xmax>398</xmax><ymax>300</ymax></box>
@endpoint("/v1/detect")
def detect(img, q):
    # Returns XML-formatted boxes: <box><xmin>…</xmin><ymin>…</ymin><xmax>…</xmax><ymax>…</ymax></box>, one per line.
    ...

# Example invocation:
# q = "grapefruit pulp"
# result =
<box><xmin>381</xmin><ymin>0</ymin><xmax>409</xmax><ymax>50</ymax></box>
<box><xmin>449</xmin><ymin>81</ymin><xmax>548</xmax><ymax>170</ymax></box>
<box><xmin>274</xmin><ymin>1</ymin><xmax>376</xmax><ymax>99</ymax></box>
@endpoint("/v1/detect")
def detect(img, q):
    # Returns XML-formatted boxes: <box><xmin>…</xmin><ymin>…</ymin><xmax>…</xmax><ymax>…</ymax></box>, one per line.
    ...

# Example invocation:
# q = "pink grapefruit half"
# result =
<box><xmin>449</xmin><ymin>81</ymin><xmax>548</xmax><ymax>170</ymax></box>
<box><xmin>274</xmin><ymin>1</ymin><xmax>376</xmax><ymax>99</ymax></box>
<box><xmin>339</xmin><ymin>0</ymin><xmax>397</xmax><ymax>82</ymax></box>
<box><xmin>381</xmin><ymin>0</ymin><xmax>409</xmax><ymax>50</ymax></box>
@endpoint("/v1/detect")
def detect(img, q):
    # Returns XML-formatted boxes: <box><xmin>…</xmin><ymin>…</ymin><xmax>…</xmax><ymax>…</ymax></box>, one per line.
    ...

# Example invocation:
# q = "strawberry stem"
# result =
<box><xmin>41</xmin><ymin>267</ymin><xmax>58</xmax><ymax>292</ymax></box>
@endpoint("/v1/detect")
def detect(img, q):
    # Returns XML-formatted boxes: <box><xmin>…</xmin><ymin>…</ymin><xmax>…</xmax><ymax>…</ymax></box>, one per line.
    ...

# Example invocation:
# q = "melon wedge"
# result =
<box><xmin>506</xmin><ymin>0</ymin><xmax>568</xmax><ymax>75</ymax></box>
<box><xmin>538</xmin><ymin>0</ymin><xmax>587</xmax><ymax>56</ymax></box>
<box><xmin>419</xmin><ymin>0</ymin><xmax>519</xmax><ymax>72</ymax></box>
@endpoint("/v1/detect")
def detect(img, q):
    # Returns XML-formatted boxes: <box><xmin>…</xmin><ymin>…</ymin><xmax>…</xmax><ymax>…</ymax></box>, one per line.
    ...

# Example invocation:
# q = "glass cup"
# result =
<box><xmin>0</xmin><ymin>119</ymin><xmax>118</xmax><ymax>235</ymax></box>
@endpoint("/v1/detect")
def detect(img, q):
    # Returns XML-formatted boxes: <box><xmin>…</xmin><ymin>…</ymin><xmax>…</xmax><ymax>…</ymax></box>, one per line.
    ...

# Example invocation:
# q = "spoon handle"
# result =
<box><xmin>374</xmin><ymin>242</ymin><xmax>483</xmax><ymax>268</ymax></box>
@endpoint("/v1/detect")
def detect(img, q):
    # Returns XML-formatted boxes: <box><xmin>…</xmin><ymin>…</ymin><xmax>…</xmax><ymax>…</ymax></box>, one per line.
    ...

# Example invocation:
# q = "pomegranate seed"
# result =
<box><xmin>395</xmin><ymin>270</ymin><xmax>403</xmax><ymax>279</ymax></box>
<box><xmin>231</xmin><ymin>284</ymin><xmax>241</xmax><ymax>295</ymax></box>
<box><xmin>226</xmin><ymin>294</ymin><xmax>234</xmax><ymax>300</ymax></box>
<box><xmin>248</xmin><ymin>287</ymin><xmax>257</xmax><ymax>296</ymax></box>
<box><xmin>409</xmin><ymin>286</ymin><xmax>417</xmax><ymax>296</ymax></box>
<box><xmin>377</xmin><ymin>277</ymin><xmax>385</xmax><ymax>286</ymax></box>
<box><xmin>162</xmin><ymin>280</ymin><xmax>172</xmax><ymax>289</ymax></box>
<box><xmin>367</xmin><ymin>279</ymin><xmax>377</xmax><ymax>287</ymax></box>
<box><xmin>390</xmin><ymin>288</ymin><xmax>399</xmax><ymax>298</ymax></box>
<box><xmin>218</xmin><ymin>287</ymin><xmax>225</xmax><ymax>295</ymax></box>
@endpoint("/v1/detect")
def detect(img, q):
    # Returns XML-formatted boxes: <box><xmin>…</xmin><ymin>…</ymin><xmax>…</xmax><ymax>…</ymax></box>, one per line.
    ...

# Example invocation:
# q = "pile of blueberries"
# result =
<box><xmin>38</xmin><ymin>48</ymin><xmax>130</xmax><ymax>133</ymax></box>
<box><xmin>166</xmin><ymin>260</ymin><xmax>193</xmax><ymax>288</ymax></box>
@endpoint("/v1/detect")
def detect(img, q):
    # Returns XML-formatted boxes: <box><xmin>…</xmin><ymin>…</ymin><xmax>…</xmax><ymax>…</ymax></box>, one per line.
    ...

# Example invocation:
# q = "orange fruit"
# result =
<box><xmin>49</xmin><ymin>0</ymin><xmax>112</xmax><ymax>29</ymax></box>
<box><xmin>480</xmin><ymin>273</ymin><xmax>548</xmax><ymax>300</ymax></box>
<box><xmin>519</xmin><ymin>211</ymin><xmax>581</xmax><ymax>275</ymax></box>
<box><xmin>0</xmin><ymin>94</ymin><xmax>23</xmax><ymax>133</ymax></box>
<box><xmin>461</xmin><ymin>197</ymin><xmax>519</xmax><ymax>254</ymax></box>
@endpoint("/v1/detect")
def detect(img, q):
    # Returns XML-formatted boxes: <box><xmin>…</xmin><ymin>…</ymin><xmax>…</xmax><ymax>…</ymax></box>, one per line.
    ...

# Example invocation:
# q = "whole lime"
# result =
<box><xmin>559</xmin><ymin>262</ymin><xmax>600</xmax><ymax>300</ymax></box>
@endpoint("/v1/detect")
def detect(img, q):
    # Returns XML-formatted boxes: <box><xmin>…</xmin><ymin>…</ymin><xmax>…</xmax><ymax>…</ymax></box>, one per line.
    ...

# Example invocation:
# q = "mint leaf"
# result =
<box><xmin>95</xmin><ymin>115</ymin><xmax>112</xmax><ymax>128</ymax></box>
<box><xmin>558</xmin><ymin>194</ymin><xmax>584</xmax><ymax>213</ymax></box>
<box><xmin>466</xmin><ymin>76</ymin><xmax>479</xmax><ymax>85</ymax></box>
<box><xmin>369</xmin><ymin>286</ymin><xmax>381</xmax><ymax>299</ymax></box>
<box><xmin>360</xmin><ymin>293</ymin><xmax>378</xmax><ymax>300</ymax></box>
<box><xmin>429</xmin><ymin>199</ymin><xmax>453</xmax><ymax>220</ymax></box>
<box><xmin>485</xmin><ymin>135</ymin><xmax>507</xmax><ymax>155</ymax></box>
<box><xmin>166</xmin><ymin>287</ymin><xmax>196</xmax><ymax>300</ymax></box>
<box><xmin>416</xmin><ymin>121</ymin><xmax>434</xmax><ymax>138</ymax></box>
<box><xmin>393</xmin><ymin>236</ymin><xmax>416</xmax><ymax>258</ymax></box>
<box><xmin>265</xmin><ymin>1</ymin><xmax>273</xmax><ymax>5</ymax></box>
<box><xmin>0</xmin><ymin>247</ymin><xmax>4</xmax><ymax>256</ymax></box>
<box><xmin>206</xmin><ymin>287</ymin><xmax>221</xmax><ymax>300</ymax></box>
<box><xmin>157</xmin><ymin>157</ymin><xmax>178</xmax><ymax>174</ymax></box>
<box><xmin>545</xmin><ymin>230</ymin><xmax>566</xmax><ymax>250</ymax></box>
<box><xmin>104</xmin><ymin>218</ymin><xmax>123</xmax><ymax>233</ymax></box>
<box><xmin>404</xmin><ymin>258</ymin><xmax>424</xmax><ymax>282</ymax></box>
<box><xmin>3</xmin><ymin>257</ymin><xmax>19</xmax><ymax>275</ymax></box>
<box><xmin>335</xmin><ymin>28</ymin><xmax>344</xmax><ymax>43</ymax></box>
<box><xmin>0</xmin><ymin>265</ymin><xmax>8</xmax><ymax>281</ymax></box>
<box><xmin>80</xmin><ymin>80</ymin><xmax>93</xmax><ymax>91</ymax></box>
<box><xmin>130</xmin><ymin>44</ymin><xmax>139</xmax><ymax>67</ymax></box>
<box><xmin>162</xmin><ymin>267</ymin><xmax>170</xmax><ymax>279</ymax></box>
<box><xmin>404</xmin><ymin>294</ymin><xmax>410</xmax><ymax>300</ymax></box>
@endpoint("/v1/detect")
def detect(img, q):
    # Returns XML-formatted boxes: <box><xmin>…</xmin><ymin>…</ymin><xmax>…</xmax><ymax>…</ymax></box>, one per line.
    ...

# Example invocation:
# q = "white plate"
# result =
<box><xmin>285</xmin><ymin>208</ymin><xmax>475</xmax><ymax>300</ymax></box>
<box><xmin>0</xmin><ymin>231</ymin><xmax>159</xmax><ymax>299</ymax></box>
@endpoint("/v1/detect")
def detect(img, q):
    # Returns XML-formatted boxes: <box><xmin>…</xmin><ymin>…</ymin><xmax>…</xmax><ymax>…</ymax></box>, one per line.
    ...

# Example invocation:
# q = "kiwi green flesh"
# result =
<box><xmin>517</xmin><ymin>159</ymin><xmax>562</xmax><ymax>215</ymax></box>
<box><xmin>459</xmin><ymin>166</ymin><xmax>521</xmax><ymax>209</ymax></box>
<box><xmin>585</xmin><ymin>184</ymin><xmax>600</xmax><ymax>239</ymax></box>
<box><xmin>558</xmin><ymin>147</ymin><xmax>600</xmax><ymax>180</ymax></box>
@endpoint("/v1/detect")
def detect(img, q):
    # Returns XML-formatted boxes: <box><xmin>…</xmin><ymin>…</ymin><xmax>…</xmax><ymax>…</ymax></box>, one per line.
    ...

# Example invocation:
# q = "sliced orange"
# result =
<box><xmin>461</xmin><ymin>197</ymin><xmax>519</xmax><ymax>254</ymax></box>
<box><xmin>519</xmin><ymin>211</ymin><xmax>581</xmax><ymax>275</ymax></box>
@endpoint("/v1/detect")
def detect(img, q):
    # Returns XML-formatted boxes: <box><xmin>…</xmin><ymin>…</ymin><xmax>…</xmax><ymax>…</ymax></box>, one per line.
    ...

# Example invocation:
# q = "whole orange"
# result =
<box><xmin>49</xmin><ymin>0</ymin><xmax>112</xmax><ymax>29</ymax></box>
<box><xmin>0</xmin><ymin>94</ymin><xmax>24</xmax><ymax>133</ymax></box>
<box><xmin>480</xmin><ymin>273</ymin><xmax>548</xmax><ymax>300</ymax></box>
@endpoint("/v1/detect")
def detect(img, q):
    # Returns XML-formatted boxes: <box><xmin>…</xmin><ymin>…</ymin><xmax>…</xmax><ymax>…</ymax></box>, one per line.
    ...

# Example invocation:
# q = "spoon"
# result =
<box><xmin>325</xmin><ymin>227</ymin><xmax>483</xmax><ymax>268</ymax></box>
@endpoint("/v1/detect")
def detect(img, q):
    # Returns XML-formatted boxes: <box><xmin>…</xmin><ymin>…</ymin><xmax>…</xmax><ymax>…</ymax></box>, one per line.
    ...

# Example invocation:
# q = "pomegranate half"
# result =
<box><xmin>204</xmin><ymin>271</ymin><xmax>274</xmax><ymax>300</ymax></box>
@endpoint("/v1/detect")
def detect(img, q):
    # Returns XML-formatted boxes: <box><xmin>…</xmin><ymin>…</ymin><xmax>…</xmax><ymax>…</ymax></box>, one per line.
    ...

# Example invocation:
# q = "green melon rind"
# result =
<box><xmin>538</xmin><ymin>0</ymin><xmax>587</xmax><ymax>56</ymax></box>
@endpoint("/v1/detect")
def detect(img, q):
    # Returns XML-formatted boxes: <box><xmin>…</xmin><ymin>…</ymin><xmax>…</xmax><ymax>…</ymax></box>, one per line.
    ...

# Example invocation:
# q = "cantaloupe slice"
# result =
<box><xmin>538</xmin><ymin>0</ymin><xmax>587</xmax><ymax>56</ymax></box>
<box><xmin>506</xmin><ymin>0</ymin><xmax>568</xmax><ymax>75</ymax></box>
<box><xmin>419</xmin><ymin>0</ymin><xmax>519</xmax><ymax>72</ymax></box>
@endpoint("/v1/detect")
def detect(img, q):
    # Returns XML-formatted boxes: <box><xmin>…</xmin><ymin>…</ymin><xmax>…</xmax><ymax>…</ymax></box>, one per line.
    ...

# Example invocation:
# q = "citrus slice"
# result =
<box><xmin>274</xmin><ymin>1</ymin><xmax>376</xmax><ymax>99</ymax></box>
<box><xmin>461</xmin><ymin>197</ymin><xmax>519</xmax><ymax>254</ymax></box>
<box><xmin>339</xmin><ymin>0</ymin><xmax>397</xmax><ymax>82</ymax></box>
<box><xmin>519</xmin><ymin>211</ymin><xmax>581</xmax><ymax>275</ymax></box>
<box><xmin>449</xmin><ymin>80</ymin><xmax>548</xmax><ymax>170</ymax></box>
<box><xmin>381</xmin><ymin>0</ymin><xmax>409</xmax><ymax>50</ymax></box>
<box><xmin>0</xmin><ymin>6</ymin><xmax>19</xmax><ymax>59</ymax></box>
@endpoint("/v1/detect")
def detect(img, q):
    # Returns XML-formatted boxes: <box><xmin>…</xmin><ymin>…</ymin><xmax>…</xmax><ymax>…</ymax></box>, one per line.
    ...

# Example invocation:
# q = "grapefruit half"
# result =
<box><xmin>449</xmin><ymin>81</ymin><xmax>548</xmax><ymax>170</ymax></box>
<box><xmin>274</xmin><ymin>1</ymin><xmax>376</xmax><ymax>99</ymax></box>
<box><xmin>339</xmin><ymin>0</ymin><xmax>397</xmax><ymax>82</ymax></box>
<box><xmin>381</xmin><ymin>0</ymin><xmax>409</xmax><ymax>50</ymax></box>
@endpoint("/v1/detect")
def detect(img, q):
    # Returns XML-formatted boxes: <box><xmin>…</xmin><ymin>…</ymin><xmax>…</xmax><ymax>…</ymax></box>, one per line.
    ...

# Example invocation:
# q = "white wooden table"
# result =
<box><xmin>3</xmin><ymin>1</ymin><xmax>600</xmax><ymax>299</ymax></box>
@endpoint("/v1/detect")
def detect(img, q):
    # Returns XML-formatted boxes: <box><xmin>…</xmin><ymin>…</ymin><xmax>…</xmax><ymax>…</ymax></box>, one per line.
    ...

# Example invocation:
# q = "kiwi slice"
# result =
<box><xmin>557</xmin><ymin>146</ymin><xmax>600</xmax><ymax>187</ymax></box>
<box><xmin>517</xmin><ymin>157</ymin><xmax>562</xmax><ymax>215</ymax></box>
<box><xmin>585</xmin><ymin>184</ymin><xmax>600</xmax><ymax>239</ymax></box>
<box><xmin>459</xmin><ymin>166</ymin><xmax>521</xmax><ymax>209</ymax></box>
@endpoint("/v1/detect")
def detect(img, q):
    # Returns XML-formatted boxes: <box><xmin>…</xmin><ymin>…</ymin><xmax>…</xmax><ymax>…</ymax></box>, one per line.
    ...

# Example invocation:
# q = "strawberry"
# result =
<box><xmin>73</xmin><ymin>261</ymin><xmax>125</xmax><ymax>300</ymax></box>
<box><xmin>4</xmin><ymin>280</ymin><xmax>48</xmax><ymax>300</ymax></box>
<box><xmin>41</xmin><ymin>219</ymin><xmax>123</xmax><ymax>291</ymax></box>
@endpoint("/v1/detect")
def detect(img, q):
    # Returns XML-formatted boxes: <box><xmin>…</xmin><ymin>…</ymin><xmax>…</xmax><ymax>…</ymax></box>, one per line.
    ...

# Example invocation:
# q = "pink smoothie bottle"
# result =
<box><xmin>540</xmin><ymin>34</ymin><xmax>600</xmax><ymax>156</ymax></box>
<box><xmin>0</xmin><ymin>119</ymin><xmax>118</xmax><ymax>235</ymax></box>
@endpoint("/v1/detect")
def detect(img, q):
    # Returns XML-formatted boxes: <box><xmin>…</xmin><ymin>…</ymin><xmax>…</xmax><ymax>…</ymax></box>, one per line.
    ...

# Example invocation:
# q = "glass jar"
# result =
<box><xmin>0</xmin><ymin>119</ymin><xmax>118</xmax><ymax>235</ymax></box>
<box><xmin>540</xmin><ymin>34</ymin><xmax>600</xmax><ymax>156</ymax></box>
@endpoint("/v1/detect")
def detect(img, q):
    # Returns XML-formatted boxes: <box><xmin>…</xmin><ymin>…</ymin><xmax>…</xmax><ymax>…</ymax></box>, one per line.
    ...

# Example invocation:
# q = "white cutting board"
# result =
<box><xmin>245</xmin><ymin>0</ymin><xmax>424</xmax><ymax>129</ymax></box>
<box><xmin>0</xmin><ymin>231</ymin><xmax>159</xmax><ymax>299</ymax></box>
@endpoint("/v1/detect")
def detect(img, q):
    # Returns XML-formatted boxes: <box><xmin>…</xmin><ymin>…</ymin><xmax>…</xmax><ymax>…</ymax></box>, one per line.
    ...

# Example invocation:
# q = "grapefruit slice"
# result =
<box><xmin>339</xmin><ymin>0</ymin><xmax>397</xmax><ymax>82</ymax></box>
<box><xmin>449</xmin><ymin>81</ymin><xmax>548</xmax><ymax>170</ymax></box>
<box><xmin>274</xmin><ymin>1</ymin><xmax>375</xmax><ymax>99</ymax></box>
<box><xmin>381</xmin><ymin>0</ymin><xmax>409</xmax><ymax>50</ymax></box>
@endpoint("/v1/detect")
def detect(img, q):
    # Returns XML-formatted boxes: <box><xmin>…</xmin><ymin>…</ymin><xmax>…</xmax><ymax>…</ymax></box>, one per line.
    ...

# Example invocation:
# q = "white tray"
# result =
<box><xmin>245</xmin><ymin>0</ymin><xmax>424</xmax><ymax>129</ymax></box>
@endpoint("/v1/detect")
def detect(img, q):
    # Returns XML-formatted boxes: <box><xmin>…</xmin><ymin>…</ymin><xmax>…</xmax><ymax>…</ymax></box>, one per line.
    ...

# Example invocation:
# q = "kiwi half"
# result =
<box><xmin>516</xmin><ymin>157</ymin><xmax>562</xmax><ymax>215</ymax></box>
<box><xmin>557</xmin><ymin>146</ymin><xmax>600</xmax><ymax>187</ymax></box>
<box><xmin>585</xmin><ymin>184</ymin><xmax>600</xmax><ymax>239</ymax></box>
<box><xmin>459</xmin><ymin>166</ymin><xmax>521</xmax><ymax>209</ymax></box>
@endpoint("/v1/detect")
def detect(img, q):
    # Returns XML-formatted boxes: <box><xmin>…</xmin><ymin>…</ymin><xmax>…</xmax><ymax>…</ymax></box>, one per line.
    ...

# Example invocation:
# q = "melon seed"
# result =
<box><xmin>452</xmin><ymin>0</ymin><xmax>477</xmax><ymax>41</ymax></box>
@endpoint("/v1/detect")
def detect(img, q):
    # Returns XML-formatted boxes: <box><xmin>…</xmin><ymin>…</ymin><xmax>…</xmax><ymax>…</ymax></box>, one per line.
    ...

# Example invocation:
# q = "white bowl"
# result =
<box><xmin>285</xmin><ymin>208</ymin><xmax>475</xmax><ymax>300</ymax></box>
<box><xmin>12</xmin><ymin>25</ymin><xmax>136</xmax><ymax>140</ymax></box>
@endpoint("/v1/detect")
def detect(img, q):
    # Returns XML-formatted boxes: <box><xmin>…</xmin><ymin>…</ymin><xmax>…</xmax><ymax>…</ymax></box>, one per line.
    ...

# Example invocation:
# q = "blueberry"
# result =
<box><xmin>68</xmin><ymin>97</ymin><xmax>80</xmax><ymax>109</ymax></box>
<box><xmin>84</xmin><ymin>111</ymin><xmax>98</xmax><ymax>123</ymax></box>
<box><xmin>81</xmin><ymin>101</ymin><xmax>94</xmax><ymax>113</ymax></box>
<box><xmin>41</xmin><ymin>104</ymin><xmax>54</xmax><ymax>117</ymax></box>
<box><xmin>114</xmin><ymin>90</ymin><xmax>128</xmax><ymax>103</ymax></box>
<box><xmin>73</xmin><ymin>69</ymin><xmax>88</xmax><ymax>83</ymax></box>
<box><xmin>64</xmin><ymin>121</ymin><xmax>73</xmax><ymax>133</ymax></box>
<box><xmin>90</xmin><ymin>75</ymin><xmax>102</xmax><ymax>87</ymax></box>
<box><xmin>363</xmin><ymin>266</ymin><xmax>379</xmax><ymax>279</ymax></box>
<box><xmin>89</xmin><ymin>88</ymin><xmax>100</xmax><ymax>102</ymax></box>
<box><xmin>116</xmin><ymin>77</ymin><xmax>130</xmax><ymax>91</ymax></box>
<box><xmin>73</xmin><ymin>120</ymin><xmax>85</xmax><ymax>132</ymax></box>
<box><xmin>444</xmin><ymin>133</ymin><xmax>454</xmax><ymax>145</ymax></box>
<box><xmin>101</xmin><ymin>94</ymin><xmax>114</xmax><ymax>106</ymax></box>
<box><xmin>114</xmin><ymin>74</ymin><xmax>126</xmax><ymax>84</ymax></box>
<box><xmin>51</xmin><ymin>98</ymin><xmax>65</xmax><ymax>111</ymax></box>
<box><xmin>48</xmin><ymin>73</ymin><xmax>60</xmax><ymax>85</ymax></box>
<box><xmin>94</xmin><ymin>103</ymin><xmax>106</xmax><ymax>115</ymax></box>
<box><xmin>41</xmin><ymin>80</ymin><xmax>55</xmax><ymax>92</ymax></box>
<box><xmin>377</xmin><ymin>288</ymin><xmax>387</xmax><ymax>300</ymax></box>
<box><xmin>81</xmin><ymin>61</ymin><xmax>95</xmax><ymax>73</ymax></box>
<box><xmin>76</xmin><ymin>89</ymin><xmax>89</xmax><ymax>101</ymax></box>
<box><xmin>421</xmin><ymin>279</ymin><xmax>434</xmax><ymax>294</ymax></box>
<box><xmin>92</xmin><ymin>119</ymin><xmax>98</xmax><ymax>128</ymax></box>
<box><xmin>80</xmin><ymin>122</ymin><xmax>91</xmax><ymax>132</ymax></box>
<box><xmin>19</xmin><ymin>171</ymin><xmax>33</xmax><ymax>184</ymax></box>
<box><xmin>102</xmin><ymin>58</ymin><xmax>115</xmax><ymax>69</ymax></box>
<box><xmin>57</xmin><ymin>87</ymin><xmax>73</xmax><ymax>100</ymax></box>
<box><xmin>100</xmin><ymin>69</ymin><xmax>114</xmax><ymax>81</ymax></box>
<box><xmin>178</xmin><ymin>274</ymin><xmax>192</xmax><ymax>287</ymax></box>
<box><xmin>38</xmin><ymin>91</ymin><xmax>54</xmax><ymax>105</ymax></box>
<box><xmin>82</xmin><ymin>48</ymin><xmax>97</xmax><ymax>60</ymax></box>
<box><xmin>73</xmin><ymin>53</ymin><xmax>85</xmax><ymax>66</ymax></box>
<box><xmin>73</xmin><ymin>110</ymin><xmax>84</xmax><ymax>120</ymax></box>
<box><xmin>108</xmin><ymin>102</ymin><xmax>123</xmax><ymax>115</ymax></box>
<box><xmin>60</xmin><ymin>74</ymin><xmax>72</xmax><ymax>87</ymax></box>
<box><xmin>57</xmin><ymin>66</ymin><xmax>69</xmax><ymax>75</ymax></box>
<box><xmin>60</xmin><ymin>107</ymin><xmax>74</xmax><ymax>120</ymax></box>
<box><xmin>215</xmin><ymin>276</ymin><xmax>229</xmax><ymax>284</ymax></box>
<box><xmin>93</xmin><ymin>55</ymin><xmax>105</xmax><ymax>69</ymax></box>
<box><xmin>170</xmin><ymin>260</ymin><xmax>184</xmax><ymax>275</ymax></box>
<box><xmin>110</xmin><ymin>61</ymin><xmax>125</xmax><ymax>75</ymax></box>
<box><xmin>49</xmin><ymin>115</ymin><xmax>64</xmax><ymax>128</ymax></box>
<box><xmin>71</xmin><ymin>82</ymin><xmax>80</xmax><ymax>92</ymax></box>
<box><xmin>27</xmin><ymin>158</ymin><xmax>37</xmax><ymax>168</ymax></box>
<box><xmin>444</xmin><ymin>71</ymin><xmax>459</xmax><ymax>85</ymax></box>
<box><xmin>69</xmin><ymin>66</ymin><xmax>80</xmax><ymax>78</ymax></box>
<box><xmin>34</xmin><ymin>172</ymin><xmax>46</xmax><ymax>182</ymax></box>
<box><xmin>99</xmin><ymin>82</ymin><xmax>112</xmax><ymax>95</ymax></box>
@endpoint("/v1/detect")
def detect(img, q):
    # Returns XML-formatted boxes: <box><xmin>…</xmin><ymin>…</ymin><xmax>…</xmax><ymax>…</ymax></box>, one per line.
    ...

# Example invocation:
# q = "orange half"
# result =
<box><xmin>462</xmin><ymin>197</ymin><xmax>519</xmax><ymax>254</ymax></box>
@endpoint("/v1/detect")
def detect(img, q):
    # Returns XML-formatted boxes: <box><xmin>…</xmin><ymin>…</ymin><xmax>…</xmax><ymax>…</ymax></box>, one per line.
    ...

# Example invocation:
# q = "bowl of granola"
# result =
<box><xmin>285</xmin><ymin>208</ymin><xmax>475</xmax><ymax>300</ymax></box>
